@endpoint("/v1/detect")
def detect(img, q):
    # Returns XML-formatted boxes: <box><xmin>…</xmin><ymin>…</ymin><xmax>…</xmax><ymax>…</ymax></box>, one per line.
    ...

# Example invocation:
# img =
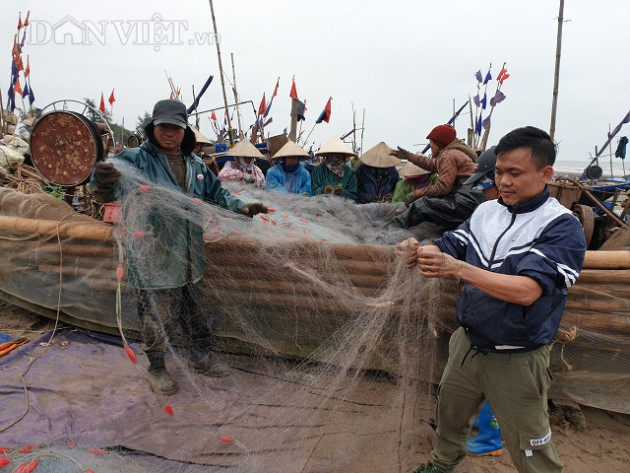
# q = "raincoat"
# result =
<box><xmin>91</xmin><ymin>141</ymin><xmax>245</xmax><ymax>289</ymax></box>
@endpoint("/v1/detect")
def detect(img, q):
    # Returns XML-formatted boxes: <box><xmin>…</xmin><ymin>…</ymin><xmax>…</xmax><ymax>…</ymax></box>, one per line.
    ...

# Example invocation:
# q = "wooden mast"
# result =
<box><xmin>208</xmin><ymin>0</ymin><xmax>233</xmax><ymax>144</ymax></box>
<box><xmin>360</xmin><ymin>109</ymin><xmax>366</xmax><ymax>156</ymax></box>
<box><xmin>289</xmin><ymin>76</ymin><xmax>298</xmax><ymax>142</ymax></box>
<box><xmin>230</xmin><ymin>53</ymin><xmax>244</xmax><ymax>140</ymax></box>
<box><xmin>550</xmin><ymin>0</ymin><xmax>565</xmax><ymax>141</ymax></box>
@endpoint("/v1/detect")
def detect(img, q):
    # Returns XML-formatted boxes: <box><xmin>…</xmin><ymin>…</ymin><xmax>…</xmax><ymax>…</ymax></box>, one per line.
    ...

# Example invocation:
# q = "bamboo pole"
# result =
<box><xmin>549</xmin><ymin>0</ymin><xmax>564</xmax><ymax>141</ymax></box>
<box><xmin>0</xmin><ymin>215</ymin><xmax>113</xmax><ymax>241</ymax></box>
<box><xmin>0</xmin><ymin>240</ymin><xmax>114</xmax><ymax>256</ymax></box>
<box><xmin>577</xmin><ymin>269</ymin><xmax>630</xmax><ymax>283</ymax></box>
<box><xmin>564</xmin><ymin>297</ymin><xmax>630</xmax><ymax>313</ymax></box>
<box><xmin>230</xmin><ymin>53</ymin><xmax>244</xmax><ymax>140</ymax></box>
<box><xmin>289</xmin><ymin>98</ymin><xmax>298</xmax><ymax>142</ymax></box>
<box><xmin>582</xmin><ymin>251</ymin><xmax>630</xmax><ymax>269</ymax></box>
<box><xmin>207</xmin><ymin>252</ymin><xmax>392</xmax><ymax>276</ymax></box>
<box><xmin>206</xmin><ymin>235</ymin><xmax>395</xmax><ymax>261</ymax></box>
<box><xmin>11</xmin><ymin>253</ymin><xmax>115</xmax><ymax>269</ymax></box>
<box><xmin>561</xmin><ymin>310</ymin><xmax>630</xmax><ymax>333</ymax></box>
<box><xmin>569</xmin><ymin>282</ymin><xmax>630</xmax><ymax>298</ymax></box>
<box><xmin>208</xmin><ymin>0</ymin><xmax>233</xmax><ymax>144</ymax></box>
<box><xmin>38</xmin><ymin>264</ymin><xmax>118</xmax><ymax>279</ymax></box>
<box><xmin>205</xmin><ymin>269</ymin><xmax>387</xmax><ymax>289</ymax></box>
<box><xmin>208</xmin><ymin>277</ymin><xmax>380</xmax><ymax>298</ymax></box>
<box><xmin>210</xmin><ymin>288</ymin><xmax>357</xmax><ymax>315</ymax></box>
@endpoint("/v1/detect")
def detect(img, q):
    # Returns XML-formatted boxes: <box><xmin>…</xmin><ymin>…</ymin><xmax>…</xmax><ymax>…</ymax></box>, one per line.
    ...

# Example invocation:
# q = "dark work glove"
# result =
<box><xmin>241</xmin><ymin>202</ymin><xmax>269</xmax><ymax>217</ymax></box>
<box><xmin>94</xmin><ymin>161</ymin><xmax>121</xmax><ymax>186</ymax></box>
<box><xmin>391</xmin><ymin>146</ymin><xmax>411</xmax><ymax>160</ymax></box>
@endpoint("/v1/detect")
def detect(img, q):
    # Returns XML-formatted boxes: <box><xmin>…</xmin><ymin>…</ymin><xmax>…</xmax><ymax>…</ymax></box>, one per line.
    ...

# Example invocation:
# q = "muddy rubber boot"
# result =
<box><xmin>467</xmin><ymin>400</ymin><xmax>503</xmax><ymax>456</ymax></box>
<box><xmin>146</xmin><ymin>352</ymin><xmax>177</xmax><ymax>396</ymax></box>
<box><xmin>188</xmin><ymin>351</ymin><xmax>230</xmax><ymax>377</ymax></box>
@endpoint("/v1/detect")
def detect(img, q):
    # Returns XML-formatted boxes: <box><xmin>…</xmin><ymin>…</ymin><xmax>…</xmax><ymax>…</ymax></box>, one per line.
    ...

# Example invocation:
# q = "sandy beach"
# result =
<box><xmin>1</xmin><ymin>299</ymin><xmax>629</xmax><ymax>472</ymax></box>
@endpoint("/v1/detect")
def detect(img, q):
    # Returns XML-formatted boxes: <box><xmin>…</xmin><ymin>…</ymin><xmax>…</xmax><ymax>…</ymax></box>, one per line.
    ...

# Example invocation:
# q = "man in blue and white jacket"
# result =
<box><xmin>401</xmin><ymin>126</ymin><xmax>587</xmax><ymax>473</ymax></box>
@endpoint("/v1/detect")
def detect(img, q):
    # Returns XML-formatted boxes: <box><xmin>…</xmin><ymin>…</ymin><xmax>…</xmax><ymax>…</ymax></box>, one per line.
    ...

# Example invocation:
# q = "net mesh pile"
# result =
<box><xmin>0</xmin><ymin>167</ymin><xmax>629</xmax><ymax>471</ymax></box>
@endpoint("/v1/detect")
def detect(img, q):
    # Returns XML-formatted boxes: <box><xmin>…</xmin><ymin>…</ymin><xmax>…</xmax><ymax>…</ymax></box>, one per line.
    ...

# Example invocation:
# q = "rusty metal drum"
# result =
<box><xmin>30</xmin><ymin>111</ymin><xmax>104</xmax><ymax>186</ymax></box>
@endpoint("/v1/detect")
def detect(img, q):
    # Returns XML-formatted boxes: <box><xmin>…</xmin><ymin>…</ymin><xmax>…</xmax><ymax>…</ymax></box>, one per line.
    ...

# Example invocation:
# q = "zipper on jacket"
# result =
<box><xmin>184</xmin><ymin>157</ymin><xmax>194</xmax><ymax>195</ymax></box>
<box><xmin>488</xmin><ymin>211</ymin><xmax>517</xmax><ymax>266</ymax></box>
<box><xmin>158</xmin><ymin>150</ymin><xmax>180</xmax><ymax>188</ymax></box>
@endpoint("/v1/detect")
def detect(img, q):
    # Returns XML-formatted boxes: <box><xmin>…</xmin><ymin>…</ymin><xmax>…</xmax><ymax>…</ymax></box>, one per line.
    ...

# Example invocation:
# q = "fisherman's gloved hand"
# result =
<box><xmin>404</xmin><ymin>189</ymin><xmax>422</xmax><ymax>207</ymax></box>
<box><xmin>323</xmin><ymin>185</ymin><xmax>334</xmax><ymax>194</ymax></box>
<box><xmin>391</xmin><ymin>146</ymin><xmax>411</xmax><ymax>160</ymax></box>
<box><xmin>241</xmin><ymin>202</ymin><xmax>269</xmax><ymax>217</ymax></box>
<box><xmin>94</xmin><ymin>161</ymin><xmax>121</xmax><ymax>186</ymax></box>
<box><xmin>332</xmin><ymin>186</ymin><xmax>344</xmax><ymax>196</ymax></box>
<box><xmin>242</xmin><ymin>173</ymin><xmax>255</xmax><ymax>184</ymax></box>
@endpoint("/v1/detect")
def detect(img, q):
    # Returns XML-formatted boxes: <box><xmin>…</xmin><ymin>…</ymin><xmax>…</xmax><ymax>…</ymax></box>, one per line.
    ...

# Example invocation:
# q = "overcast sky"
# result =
<box><xmin>2</xmin><ymin>0</ymin><xmax>630</xmax><ymax>164</ymax></box>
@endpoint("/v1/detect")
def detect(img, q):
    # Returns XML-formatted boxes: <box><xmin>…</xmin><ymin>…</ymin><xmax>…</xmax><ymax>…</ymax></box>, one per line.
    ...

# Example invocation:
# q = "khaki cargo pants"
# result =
<box><xmin>430</xmin><ymin>327</ymin><xmax>563</xmax><ymax>473</ymax></box>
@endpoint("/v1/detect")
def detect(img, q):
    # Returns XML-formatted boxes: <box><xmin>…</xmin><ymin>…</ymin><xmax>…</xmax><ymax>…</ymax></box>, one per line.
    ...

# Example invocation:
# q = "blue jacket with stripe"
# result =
<box><xmin>434</xmin><ymin>188</ymin><xmax>587</xmax><ymax>353</ymax></box>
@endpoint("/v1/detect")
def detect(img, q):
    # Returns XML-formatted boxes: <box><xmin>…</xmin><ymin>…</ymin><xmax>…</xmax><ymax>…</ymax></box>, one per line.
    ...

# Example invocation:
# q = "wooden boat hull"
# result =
<box><xmin>0</xmin><ymin>189</ymin><xmax>629</xmax><ymax>415</ymax></box>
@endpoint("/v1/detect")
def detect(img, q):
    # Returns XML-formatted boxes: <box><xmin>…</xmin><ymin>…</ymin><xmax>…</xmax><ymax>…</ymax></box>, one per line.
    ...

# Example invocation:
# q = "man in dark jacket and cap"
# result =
<box><xmin>91</xmin><ymin>99</ymin><xmax>268</xmax><ymax>396</ymax></box>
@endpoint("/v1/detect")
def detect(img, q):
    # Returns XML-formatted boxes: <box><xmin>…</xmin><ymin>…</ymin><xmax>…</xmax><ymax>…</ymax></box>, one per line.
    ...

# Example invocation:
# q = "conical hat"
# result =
<box><xmin>190</xmin><ymin>125</ymin><xmax>212</xmax><ymax>145</ymax></box>
<box><xmin>229</xmin><ymin>140</ymin><xmax>265</xmax><ymax>159</ymax></box>
<box><xmin>358</xmin><ymin>142</ymin><xmax>400</xmax><ymax>168</ymax></box>
<box><xmin>315</xmin><ymin>136</ymin><xmax>357</xmax><ymax>157</ymax></box>
<box><xmin>272</xmin><ymin>140</ymin><xmax>310</xmax><ymax>160</ymax></box>
<box><xmin>398</xmin><ymin>160</ymin><xmax>430</xmax><ymax>177</ymax></box>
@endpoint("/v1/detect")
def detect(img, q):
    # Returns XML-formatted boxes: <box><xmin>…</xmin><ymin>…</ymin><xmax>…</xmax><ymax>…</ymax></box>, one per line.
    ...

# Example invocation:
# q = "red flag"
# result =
<box><xmin>14</xmin><ymin>78</ymin><xmax>23</xmax><ymax>96</ymax></box>
<box><xmin>257</xmin><ymin>93</ymin><xmax>266</xmax><ymax>116</ymax></box>
<box><xmin>289</xmin><ymin>79</ymin><xmax>298</xmax><ymax>99</ymax></box>
<box><xmin>17</xmin><ymin>13</ymin><xmax>23</xmax><ymax>30</ymax></box>
<box><xmin>316</xmin><ymin>97</ymin><xmax>332</xmax><ymax>124</ymax></box>
<box><xmin>211</xmin><ymin>111</ymin><xmax>217</xmax><ymax>121</ymax></box>
<box><xmin>24</xmin><ymin>55</ymin><xmax>30</xmax><ymax>77</ymax></box>
<box><xmin>108</xmin><ymin>89</ymin><xmax>115</xmax><ymax>105</ymax></box>
<box><xmin>12</xmin><ymin>36</ymin><xmax>23</xmax><ymax>72</ymax></box>
<box><xmin>497</xmin><ymin>67</ymin><xmax>507</xmax><ymax>82</ymax></box>
<box><xmin>271</xmin><ymin>77</ymin><xmax>279</xmax><ymax>99</ymax></box>
<box><xmin>499</xmin><ymin>72</ymin><xmax>510</xmax><ymax>85</ymax></box>
<box><xmin>99</xmin><ymin>92</ymin><xmax>106</xmax><ymax>113</ymax></box>
<box><xmin>13</xmin><ymin>54</ymin><xmax>24</xmax><ymax>72</ymax></box>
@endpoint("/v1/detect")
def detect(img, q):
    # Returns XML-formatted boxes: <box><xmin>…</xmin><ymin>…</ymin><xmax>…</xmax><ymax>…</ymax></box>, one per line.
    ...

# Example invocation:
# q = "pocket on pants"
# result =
<box><xmin>519</xmin><ymin>427</ymin><xmax>552</xmax><ymax>456</ymax></box>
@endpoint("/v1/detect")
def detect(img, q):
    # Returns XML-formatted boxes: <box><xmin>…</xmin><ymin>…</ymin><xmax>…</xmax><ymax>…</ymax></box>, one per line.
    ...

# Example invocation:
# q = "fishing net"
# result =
<box><xmin>0</xmin><ymin>161</ymin><xmax>629</xmax><ymax>472</ymax></box>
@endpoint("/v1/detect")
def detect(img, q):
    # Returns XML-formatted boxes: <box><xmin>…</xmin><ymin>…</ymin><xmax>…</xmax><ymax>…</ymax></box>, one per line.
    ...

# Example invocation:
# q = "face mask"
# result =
<box><xmin>325</xmin><ymin>157</ymin><xmax>346</xmax><ymax>178</ymax></box>
<box><xmin>472</xmin><ymin>175</ymin><xmax>495</xmax><ymax>190</ymax></box>
<box><xmin>374</xmin><ymin>168</ymin><xmax>388</xmax><ymax>179</ymax></box>
<box><xmin>282</xmin><ymin>162</ymin><xmax>298</xmax><ymax>172</ymax></box>
<box><xmin>236</xmin><ymin>156</ymin><xmax>255</xmax><ymax>170</ymax></box>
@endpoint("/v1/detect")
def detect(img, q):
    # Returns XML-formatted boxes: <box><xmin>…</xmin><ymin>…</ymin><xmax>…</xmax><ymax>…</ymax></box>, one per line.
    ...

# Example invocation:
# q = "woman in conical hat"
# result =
<box><xmin>355</xmin><ymin>142</ymin><xmax>400</xmax><ymax>203</ymax></box>
<box><xmin>391</xmin><ymin>160</ymin><xmax>432</xmax><ymax>204</ymax></box>
<box><xmin>218</xmin><ymin>140</ymin><xmax>266</xmax><ymax>188</ymax></box>
<box><xmin>311</xmin><ymin>136</ymin><xmax>358</xmax><ymax>200</ymax></box>
<box><xmin>267</xmin><ymin>140</ymin><xmax>312</xmax><ymax>195</ymax></box>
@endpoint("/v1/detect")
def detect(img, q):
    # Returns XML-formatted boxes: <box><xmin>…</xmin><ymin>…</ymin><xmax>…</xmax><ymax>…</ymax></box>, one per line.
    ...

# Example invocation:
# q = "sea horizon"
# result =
<box><xmin>554</xmin><ymin>157</ymin><xmax>629</xmax><ymax>178</ymax></box>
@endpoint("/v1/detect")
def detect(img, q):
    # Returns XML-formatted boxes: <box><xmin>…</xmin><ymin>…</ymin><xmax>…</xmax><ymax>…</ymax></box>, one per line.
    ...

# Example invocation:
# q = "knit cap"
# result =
<box><xmin>426</xmin><ymin>124</ymin><xmax>457</xmax><ymax>147</ymax></box>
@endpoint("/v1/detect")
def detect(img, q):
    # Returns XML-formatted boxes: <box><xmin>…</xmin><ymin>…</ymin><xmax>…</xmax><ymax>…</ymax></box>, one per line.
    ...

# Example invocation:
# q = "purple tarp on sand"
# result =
<box><xmin>0</xmin><ymin>329</ymin><xmax>250</xmax><ymax>470</ymax></box>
